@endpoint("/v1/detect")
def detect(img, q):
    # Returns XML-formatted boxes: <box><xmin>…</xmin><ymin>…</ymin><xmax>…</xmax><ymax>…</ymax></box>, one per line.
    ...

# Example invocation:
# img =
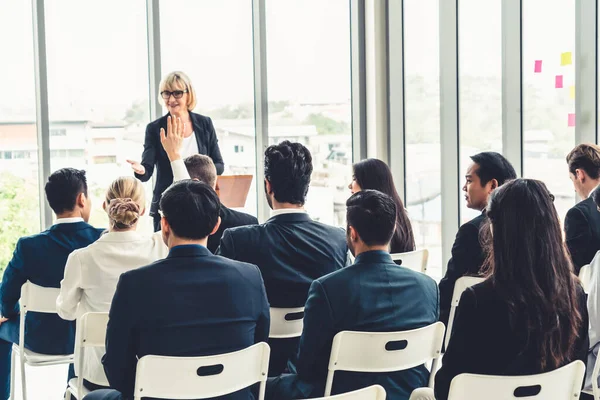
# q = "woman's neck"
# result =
<box><xmin>109</xmin><ymin>224</ymin><xmax>138</xmax><ymax>233</ymax></box>
<box><xmin>171</xmin><ymin>109</ymin><xmax>190</xmax><ymax>121</ymax></box>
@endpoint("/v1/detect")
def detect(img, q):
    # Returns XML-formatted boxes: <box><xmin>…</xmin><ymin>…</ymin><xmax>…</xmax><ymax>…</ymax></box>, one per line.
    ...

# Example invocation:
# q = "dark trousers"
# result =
<box><xmin>0</xmin><ymin>318</ymin><xmax>74</xmax><ymax>400</ymax></box>
<box><xmin>266</xmin><ymin>374</ymin><xmax>319</xmax><ymax>400</ymax></box>
<box><xmin>83</xmin><ymin>389</ymin><xmax>123</xmax><ymax>400</ymax></box>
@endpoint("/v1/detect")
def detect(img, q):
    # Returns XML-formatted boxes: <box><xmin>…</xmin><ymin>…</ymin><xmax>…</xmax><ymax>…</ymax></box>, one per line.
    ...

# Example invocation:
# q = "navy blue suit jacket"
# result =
<box><xmin>0</xmin><ymin>222</ymin><xmax>103</xmax><ymax>354</ymax></box>
<box><xmin>216</xmin><ymin>212</ymin><xmax>348</xmax><ymax>375</ymax></box>
<box><xmin>290</xmin><ymin>251</ymin><xmax>439</xmax><ymax>399</ymax></box>
<box><xmin>565</xmin><ymin>196</ymin><xmax>600</xmax><ymax>274</ymax></box>
<box><xmin>102</xmin><ymin>245</ymin><xmax>270</xmax><ymax>400</ymax></box>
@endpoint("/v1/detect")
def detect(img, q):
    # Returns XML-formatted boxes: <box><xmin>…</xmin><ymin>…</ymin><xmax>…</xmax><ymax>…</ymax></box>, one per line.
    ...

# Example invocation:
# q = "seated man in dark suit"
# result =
<box><xmin>84</xmin><ymin>180</ymin><xmax>270</xmax><ymax>400</ymax></box>
<box><xmin>160</xmin><ymin>126</ymin><xmax>258</xmax><ymax>253</ymax></box>
<box><xmin>266</xmin><ymin>190</ymin><xmax>439</xmax><ymax>400</ymax></box>
<box><xmin>216</xmin><ymin>141</ymin><xmax>348</xmax><ymax>376</ymax></box>
<box><xmin>438</xmin><ymin>152</ymin><xmax>516</xmax><ymax>326</ymax></box>
<box><xmin>0</xmin><ymin>168</ymin><xmax>103</xmax><ymax>399</ymax></box>
<box><xmin>564</xmin><ymin>144</ymin><xmax>600</xmax><ymax>274</ymax></box>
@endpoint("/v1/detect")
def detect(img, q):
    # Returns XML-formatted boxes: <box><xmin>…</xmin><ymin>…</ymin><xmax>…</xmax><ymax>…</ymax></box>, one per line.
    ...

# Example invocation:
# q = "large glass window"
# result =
<box><xmin>44</xmin><ymin>0</ymin><xmax>151</xmax><ymax>231</ymax></box>
<box><xmin>161</xmin><ymin>0</ymin><xmax>256</xmax><ymax>216</ymax></box>
<box><xmin>459</xmin><ymin>0</ymin><xmax>502</xmax><ymax>223</ymax></box>
<box><xmin>265</xmin><ymin>0</ymin><xmax>352</xmax><ymax>227</ymax></box>
<box><xmin>0</xmin><ymin>1</ymin><xmax>39</xmax><ymax>272</ymax></box>
<box><xmin>404</xmin><ymin>0</ymin><xmax>442</xmax><ymax>280</ymax></box>
<box><xmin>523</xmin><ymin>0</ymin><xmax>576</xmax><ymax>224</ymax></box>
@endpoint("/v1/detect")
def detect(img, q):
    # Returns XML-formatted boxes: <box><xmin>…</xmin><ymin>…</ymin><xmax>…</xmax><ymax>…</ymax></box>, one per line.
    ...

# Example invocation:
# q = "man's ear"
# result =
<box><xmin>161</xmin><ymin>216</ymin><xmax>169</xmax><ymax>234</ymax></box>
<box><xmin>265</xmin><ymin>179</ymin><xmax>273</xmax><ymax>195</ymax></box>
<box><xmin>76</xmin><ymin>192</ymin><xmax>86</xmax><ymax>208</ymax></box>
<box><xmin>576</xmin><ymin>168</ymin><xmax>586</xmax><ymax>183</ymax></box>
<box><xmin>348</xmin><ymin>225</ymin><xmax>359</xmax><ymax>243</ymax></box>
<box><xmin>209</xmin><ymin>216</ymin><xmax>222</xmax><ymax>236</ymax></box>
<box><xmin>488</xmin><ymin>179</ymin><xmax>499</xmax><ymax>193</ymax></box>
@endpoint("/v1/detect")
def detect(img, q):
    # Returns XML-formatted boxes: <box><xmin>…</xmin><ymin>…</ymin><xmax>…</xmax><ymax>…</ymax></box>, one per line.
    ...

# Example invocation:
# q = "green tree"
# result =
<box><xmin>124</xmin><ymin>100</ymin><xmax>149</xmax><ymax>126</ymax></box>
<box><xmin>0</xmin><ymin>173</ymin><xmax>39</xmax><ymax>274</ymax></box>
<box><xmin>304</xmin><ymin>113</ymin><xmax>349</xmax><ymax>135</ymax></box>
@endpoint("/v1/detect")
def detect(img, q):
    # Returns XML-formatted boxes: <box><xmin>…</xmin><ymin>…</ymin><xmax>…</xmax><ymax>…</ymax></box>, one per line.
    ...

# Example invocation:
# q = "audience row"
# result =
<box><xmin>3</xmin><ymin>134</ymin><xmax>600</xmax><ymax>400</ymax></box>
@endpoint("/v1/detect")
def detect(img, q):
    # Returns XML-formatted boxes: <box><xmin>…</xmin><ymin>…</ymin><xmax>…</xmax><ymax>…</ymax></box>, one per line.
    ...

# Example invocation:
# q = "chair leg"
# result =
<box><xmin>9</xmin><ymin>349</ymin><xmax>15</xmax><ymax>400</ymax></box>
<box><xmin>19</xmin><ymin>360</ymin><xmax>26</xmax><ymax>400</ymax></box>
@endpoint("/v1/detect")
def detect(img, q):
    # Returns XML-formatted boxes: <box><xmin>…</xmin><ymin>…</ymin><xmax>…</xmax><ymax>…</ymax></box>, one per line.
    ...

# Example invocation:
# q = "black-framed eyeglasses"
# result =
<box><xmin>160</xmin><ymin>90</ymin><xmax>188</xmax><ymax>100</ymax></box>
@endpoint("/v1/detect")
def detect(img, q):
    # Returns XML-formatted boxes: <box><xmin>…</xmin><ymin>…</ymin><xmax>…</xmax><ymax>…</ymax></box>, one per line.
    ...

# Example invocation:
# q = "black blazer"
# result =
<box><xmin>438</xmin><ymin>213</ymin><xmax>486</xmax><ymax>326</ymax></box>
<box><xmin>208</xmin><ymin>206</ymin><xmax>258</xmax><ymax>254</ymax></box>
<box><xmin>101</xmin><ymin>245</ymin><xmax>270</xmax><ymax>400</ymax></box>
<box><xmin>565</xmin><ymin>196</ymin><xmax>600</xmax><ymax>274</ymax></box>
<box><xmin>135</xmin><ymin>112</ymin><xmax>225</xmax><ymax>216</ymax></box>
<box><xmin>434</xmin><ymin>280</ymin><xmax>589</xmax><ymax>400</ymax></box>
<box><xmin>0</xmin><ymin>222</ymin><xmax>103</xmax><ymax>355</ymax></box>
<box><xmin>287</xmin><ymin>251</ymin><xmax>439</xmax><ymax>399</ymax></box>
<box><xmin>216</xmin><ymin>212</ymin><xmax>348</xmax><ymax>376</ymax></box>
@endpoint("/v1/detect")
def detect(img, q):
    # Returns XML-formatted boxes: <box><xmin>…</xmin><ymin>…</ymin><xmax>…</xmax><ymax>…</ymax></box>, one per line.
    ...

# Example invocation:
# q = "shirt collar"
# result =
<box><xmin>54</xmin><ymin>217</ymin><xmax>84</xmax><ymax>225</ymax></box>
<box><xmin>270</xmin><ymin>208</ymin><xmax>307</xmax><ymax>217</ymax></box>
<box><xmin>589</xmin><ymin>184</ymin><xmax>600</xmax><ymax>198</ymax></box>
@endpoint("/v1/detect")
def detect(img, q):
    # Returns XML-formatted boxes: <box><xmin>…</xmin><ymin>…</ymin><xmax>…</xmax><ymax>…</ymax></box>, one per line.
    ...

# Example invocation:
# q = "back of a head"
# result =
<box><xmin>346</xmin><ymin>190</ymin><xmax>397</xmax><ymax>246</ymax></box>
<box><xmin>566</xmin><ymin>143</ymin><xmax>600</xmax><ymax>179</ymax></box>
<box><xmin>45</xmin><ymin>168</ymin><xmax>88</xmax><ymax>215</ymax></box>
<box><xmin>105</xmin><ymin>177</ymin><xmax>145</xmax><ymax>230</ymax></box>
<box><xmin>352</xmin><ymin>158</ymin><xmax>415</xmax><ymax>252</ymax></box>
<box><xmin>184</xmin><ymin>154</ymin><xmax>217</xmax><ymax>187</ymax></box>
<box><xmin>486</xmin><ymin>178</ymin><xmax>582</xmax><ymax>370</ymax></box>
<box><xmin>264</xmin><ymin>140</ymin><xmax>313</xmax><ymax>205</ymax></box>
<box><xmin>470</xmin><ymin>152</ymin><xmax>517</xmax><ymax>186</ymax></box>
<box><xmin>160</xmin><ymin>180</ymin><xmax>221</xmax><ymax>240</ymax></box>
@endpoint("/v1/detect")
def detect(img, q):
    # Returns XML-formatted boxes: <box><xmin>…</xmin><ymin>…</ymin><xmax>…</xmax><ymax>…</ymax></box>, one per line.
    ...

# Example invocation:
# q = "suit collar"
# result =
<box><xmin>167</xmin><ymin>244</ymin><xmax>212</xmax><ymax>259</ymax></box>
<box><xmin>266</xmin><ymin>213</ymin><xmax>312</xmax><ymax>224</ymax></box>
<box><xmin>353</xmin><ymin>250</ymin><xmax>393</xmax><ymax>265</ymax></box>
<box><xmin>164</xmin><ymin>111</ymin><xmax>204</xmax><ymax>152</ymax></box>
<box><xmin>48</xmin><ymin>221</ymin><xmax>94</xmax><ymax>232</ymax></box>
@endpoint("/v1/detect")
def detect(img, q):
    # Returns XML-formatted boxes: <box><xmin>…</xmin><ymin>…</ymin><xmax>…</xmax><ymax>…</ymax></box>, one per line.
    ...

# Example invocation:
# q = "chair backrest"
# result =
<box><xmin>390</xmin><ymin>249</ymin><xmax>429</xmax><ymax>273</ymax></box>
<box><xmin>133</xmin><ymin>342</ymin><xmax>270</xmax><ymax>400</ymax></box>
<box><xmin>579</xmin><ymin>264</ymin><xmax>591</xmax><ymax>293</ymax></box>
<box><xmin>73</xmin><ymin>312</ymin><xmax>110</xmax><ymax>391</ymax></box>
<box><xmin>445</xmin><ymin>276</ymin><xmax>485</xmax><ymax>350</ymax></box>
<box><xmin>447</xmin><ymin>360</ymin><xmax>586</xmax><ymax>400</ymax></box>
<box><xmin>308</xmin><ymin>385</ymin><xmax>386</xmax><ymax>400</ymax></box>
<box><xmin>324</xmin><ymin>322</ymin><xmax>445</xmax><ymax>396</ymax></box>
<box><xmin>20</xmin><ymin>281</ymin><xmax>61</xmax><ymax>314</ymax></box>
<box><xmin>269</xmin><ymin>307</ymin><xmax>305</xmax><ymax>339</ymax></box>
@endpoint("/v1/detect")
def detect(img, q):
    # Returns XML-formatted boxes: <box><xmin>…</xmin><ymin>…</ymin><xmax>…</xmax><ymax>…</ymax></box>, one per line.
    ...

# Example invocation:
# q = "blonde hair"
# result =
<box><xmin>105</xmin><ymin>177</ymin><xmax>145</xmax><ymax>230</ymax></box>
<box><xmin>159</xmin><ymin>71</ymin><xmax>197</xmax><ymax>111</ymax></box>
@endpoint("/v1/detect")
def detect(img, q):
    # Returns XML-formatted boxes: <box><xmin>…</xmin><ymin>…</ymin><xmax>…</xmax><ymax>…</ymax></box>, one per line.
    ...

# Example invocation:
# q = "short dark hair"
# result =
<box><xmin>159</xmin><ymin>180</ymin><xmax>221</xmax><ymax>240</ymax></box>
<box><xmin>470</xmin><ymin>152</ymin><xmax>517</xmax><ymax>186</ymax></box>
<box><xmin>44</xmin><ymin>168</ymin><xmax>88</xmax><ymax>215</ymax></box>
<box><xmin>184</xmin><ymin>154</ymin><xmax>217</xmax><ymax>187</ymax></box>
<box><xmin>264</xmin><ymin>141</ymin><xmax>313</xmax><ymax>205</ymax></box>
<box><xmin>566</xmin><ymin>144</ymin><xmax>600</xmax><ymax>179</ymax></box>
<box><xmin>346</xmin><ymin>190</ymin><xmax>396</xmax><ymax>246</ymax></box>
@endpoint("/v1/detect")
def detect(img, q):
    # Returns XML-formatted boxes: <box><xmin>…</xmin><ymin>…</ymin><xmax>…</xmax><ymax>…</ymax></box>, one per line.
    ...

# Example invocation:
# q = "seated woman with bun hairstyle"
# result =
<box><xmin>56</xmin><ymin>176</ymin><xmax>169</xmax><ymax>392</ymax></box>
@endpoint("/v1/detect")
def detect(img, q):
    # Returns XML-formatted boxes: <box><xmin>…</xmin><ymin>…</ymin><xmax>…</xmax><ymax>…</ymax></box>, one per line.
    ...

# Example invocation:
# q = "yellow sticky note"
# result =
<box><xmin>561</xmin><ymin>51</ymin><xmax>572</xmax><ymax>66</ymax></box>
<box><xmin>570</xmin><ymin>86</ymin><xmax>576</xmax><ymax>99</ymax></box>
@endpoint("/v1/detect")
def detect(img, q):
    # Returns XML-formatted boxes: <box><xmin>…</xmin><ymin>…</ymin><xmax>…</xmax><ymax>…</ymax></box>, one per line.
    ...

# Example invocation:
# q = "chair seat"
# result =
<box><xmin>12</xmin><ymin>344</ymin><xmax>73</xmax><ymax>365</ymax></box>
<box><xmin>67</xmin><ymin>378</ymin><xmax>91</xmax><ymax>399</ymax></box>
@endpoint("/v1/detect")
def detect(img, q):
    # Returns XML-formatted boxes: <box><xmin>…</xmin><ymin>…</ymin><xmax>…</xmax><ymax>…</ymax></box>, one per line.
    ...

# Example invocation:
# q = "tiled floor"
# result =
<box><xmin>11</xmin><ymin>363</ymin><xmax>69</xmax><ymax>399</ymax></box>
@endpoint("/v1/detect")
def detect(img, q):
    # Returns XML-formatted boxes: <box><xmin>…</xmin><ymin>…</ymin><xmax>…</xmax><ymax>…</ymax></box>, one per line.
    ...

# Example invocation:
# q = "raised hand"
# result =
<box><xmin>160</xmin><ymin>116</ymin><xmax>186</xmax><ymax>161</ymax></box>
<box><xmin>126</xmin><ymin>159</ymin><xmax>145</xmax><ymax>175</ymax></box>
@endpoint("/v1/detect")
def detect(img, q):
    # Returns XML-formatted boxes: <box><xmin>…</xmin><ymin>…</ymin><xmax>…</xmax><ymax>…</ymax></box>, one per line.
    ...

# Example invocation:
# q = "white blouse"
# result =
<box><xmin>56</xmin><ymin>230</ymin><xmax>168</xmax><ymax>385</ymax></box>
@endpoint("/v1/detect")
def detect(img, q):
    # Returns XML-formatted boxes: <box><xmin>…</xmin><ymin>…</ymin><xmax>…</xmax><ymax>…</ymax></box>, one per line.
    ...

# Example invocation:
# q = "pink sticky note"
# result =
<box><xmin>534</xmin><ymin>60</ymin><xmax>542</xmax><ymax>73</ymax></box>
<box><xmin>568</xmin><ymin>113</ymin><xmax>576</xmax><ymax>127</ymax></box>
<box><xmin>555</xmin><ymin>75</ymin><xmax>564</xmax><ymax>88</ymax></box>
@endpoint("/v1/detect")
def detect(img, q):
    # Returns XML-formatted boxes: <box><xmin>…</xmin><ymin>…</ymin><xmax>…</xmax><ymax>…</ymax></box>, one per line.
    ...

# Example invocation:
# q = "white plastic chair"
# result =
<box><xmin>10</xmin><ymin>281</ymin><xmax>74</xmax><ymax>400</ymax></box>
<box><xmin>390</xmin><ymin>249</ymin><xmax>429</xmax><ymax>274</ymax></box>
<box><xmin>133</xmin><ymin>342</ymin><xmax>270</xmax><ymax>400</ymax></box>
<box><xmin>579</xmin><ymin>264</ymin><xmax>592</xmax><ymax>293</ymax></box>
<box><xmin>305</xmin><ymin>385</ymin><xmax>386</xmax><ymax>400</ymax></box>
<box><xmin>269</xmin><ymin>307</ymin><xmax>305</xmax><ymax>339</ymax></box>
<box><xmin>444</xmin><ymin>276</ymin><xmax>485</xmax><ymax>351</ymax></box>
<box><xmin>447</xmin><ymin>360</ymin><xmax>585</xmax><ymax>400</ymax></box>
<box><xmin>65</xmin><ymin>312</ymin><xmax>110</xmax><ymax>400</ymax></box>
<box><xmin>324</xmin><ymin>322</ymin><xmax>445</xmax><ymax>397</ymax></box>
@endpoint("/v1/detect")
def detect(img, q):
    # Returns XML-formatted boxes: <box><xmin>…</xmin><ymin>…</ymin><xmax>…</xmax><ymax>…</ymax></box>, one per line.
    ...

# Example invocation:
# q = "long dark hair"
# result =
<box><xmin>485</xmin><ymin>179</ymin><xmax>583</xmax><ymax>371</ymax></box>
<box><xmin>352</xmin><ymin>159</ymin><xmax>415</xmax><ymax>253</ymax></box>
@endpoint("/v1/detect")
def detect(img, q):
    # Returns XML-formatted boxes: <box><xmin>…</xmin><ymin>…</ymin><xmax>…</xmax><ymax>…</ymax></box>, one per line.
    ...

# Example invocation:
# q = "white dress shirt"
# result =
<box><xmin>56</xmin><ymin>230</ymin><xmax>168</xmax><ymax>385</ymax></box>
<box><xmin>586</xmin><ymin>251</ymin><xmax>600</xmax><ymax>389</ymax></box>
<box><xmin>270</xmin><ymin>208</ymin><xmax>307</xmax><ymax>217</ymax></box>
<box><xmin>180</xmin><ymin>131</ymin><xmax>199</xmax><ymax>159</ymax></box>
<box><xmin>54</xmin><ymin>217</ymin><xmax>84</xmax><ymax>225</ymax></box>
